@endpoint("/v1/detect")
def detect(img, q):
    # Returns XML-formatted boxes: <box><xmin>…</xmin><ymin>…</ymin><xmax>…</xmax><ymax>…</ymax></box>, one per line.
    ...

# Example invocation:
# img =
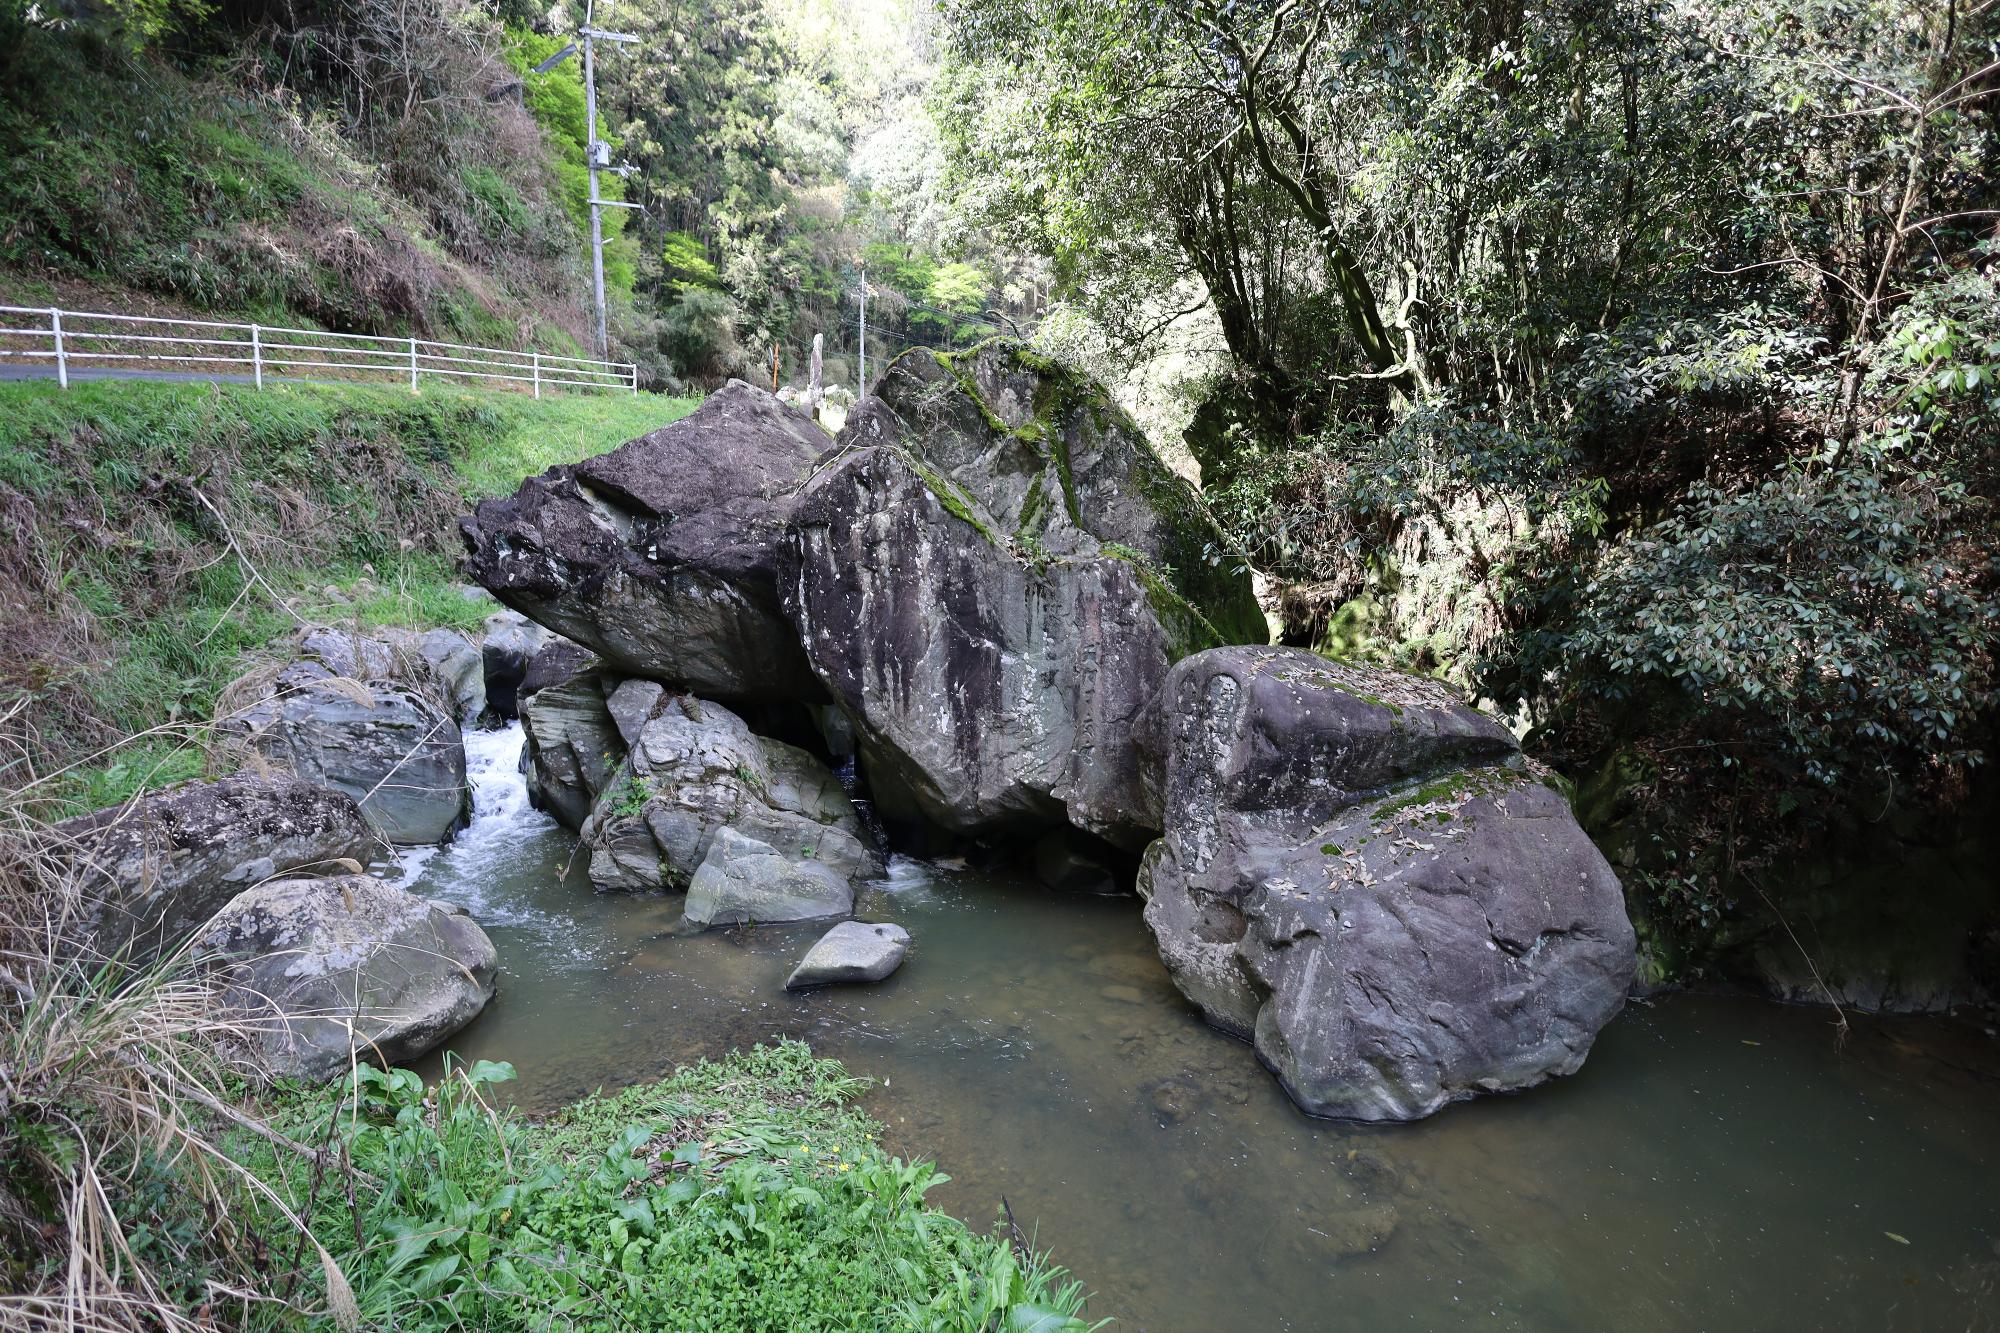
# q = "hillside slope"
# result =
<box><xmin>0</xmin><ymin>378</ymin><xmax>694</xmax><ymax>809</ymax></box>
<box><xmin>0</xmin><ymin>9</ymin><xmax>595</xmax><ymax>358</ymax></box>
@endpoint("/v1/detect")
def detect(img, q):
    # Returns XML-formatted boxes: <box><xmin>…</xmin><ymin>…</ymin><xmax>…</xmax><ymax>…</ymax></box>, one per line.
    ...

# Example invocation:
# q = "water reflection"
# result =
<box><xmin>411</xmin><ymin>728</ymin><xmax>2000</xmax><ymax>1331</ymax></box>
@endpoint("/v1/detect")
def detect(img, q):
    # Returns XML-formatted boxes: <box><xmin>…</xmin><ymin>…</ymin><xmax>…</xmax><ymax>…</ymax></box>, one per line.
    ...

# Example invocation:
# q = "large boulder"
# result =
<box><xmin>580</xmin><ymin>693</ymin><xmax>881</xmax><ymax>893</ymax></box>
<box><xmin>683</xmin><ymin>827</ymin><xmax>855</xmax><ymax>927</ymax></box>
<box><xmin>786</xmin><ymin>342</ymin><xmax>1265</xmax><ymax>846</ymax></box>
<box><xmin>55</xmin><ymin>775</ymin><xmax>381</xmax><ymax>965</ymax></box>
<box><xmin>224</xmin><ymin>671</ymin><xmax>469</xmax><ymax>845</ymax></box>
<box><xmin>1138</xmin><ymin>646</ymin><xmax>1635</xmax><ymax>1121</ymax></box>
<box><xmin>460</xmin><ymin>382</ymin><xmax>832</xmax><ymax>702</ymax></box>
<box><xmin>197</xmin><ymin>874</ymin><xmax>497</xmax><ymax>1081</ymax></box>
<box><xmin>519</xmin><ymin>658</ymin><xmax>624</xmax><ymax>830</ymax></box>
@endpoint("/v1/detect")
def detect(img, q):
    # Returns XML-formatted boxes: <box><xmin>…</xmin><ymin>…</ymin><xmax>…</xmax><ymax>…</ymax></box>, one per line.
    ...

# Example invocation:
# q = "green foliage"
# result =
<box><xmin>940</xmin><ymin>0</ymin><xmax>1999</xmax><ymax>972</ymax></box>
<box><xmin>248</xmin><ymin>1043</ymin><xmax>1096</xmax><ymax>1331</ymax></box>
<box><xmin>661</xmin><ymin>230</ymin><xmax>725</xmax><ymax>291</ymax></box>
<box><xmin>0</xmin><ymin>379</ymin><xmax>694</xmax><ymax>798</ymax></box>
<box><xmin>1</xmin><ymin>9</ymin><xmax>592</xmax><ymax>348</ymax></box>
<box><xmin>1550</xmin><ymin>454</ymin><xmax>1994</xmax><ymax>794</ymax></box>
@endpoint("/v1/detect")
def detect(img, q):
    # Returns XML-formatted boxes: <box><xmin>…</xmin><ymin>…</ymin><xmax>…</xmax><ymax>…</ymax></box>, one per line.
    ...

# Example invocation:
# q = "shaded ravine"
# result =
<box><xmin>407</xmin><ymin>726</ymin><xmax>2000</xmax><ymax>1332</ymax></box>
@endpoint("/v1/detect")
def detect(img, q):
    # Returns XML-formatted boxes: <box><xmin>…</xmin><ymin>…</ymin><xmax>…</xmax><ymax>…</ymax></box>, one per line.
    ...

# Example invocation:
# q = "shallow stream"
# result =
<box><xmin>403</xmin><ymin>726</ymin><xmax>2000</xmax><ymax>1331</ymax></box>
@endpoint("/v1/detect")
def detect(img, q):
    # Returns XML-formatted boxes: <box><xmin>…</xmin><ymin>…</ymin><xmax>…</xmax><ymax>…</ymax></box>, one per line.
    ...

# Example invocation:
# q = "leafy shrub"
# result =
<box><xmin>249</xmin><ymin>1043</ymin><xmax>1097</xmax><ymax>1332</ymax></box>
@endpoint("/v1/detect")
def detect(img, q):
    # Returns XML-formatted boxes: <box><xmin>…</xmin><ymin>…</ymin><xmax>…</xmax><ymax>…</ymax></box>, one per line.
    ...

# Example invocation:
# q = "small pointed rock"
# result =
<box><xmin>785</xmin><ymin>920</ymin><xmax>910</xmax><ymax>991</ymax></box>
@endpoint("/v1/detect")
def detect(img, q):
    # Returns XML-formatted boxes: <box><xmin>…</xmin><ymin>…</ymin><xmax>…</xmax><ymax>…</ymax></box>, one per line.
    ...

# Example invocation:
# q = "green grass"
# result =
<box><xmin>243</xmin><ymin>1042</ymin><xmax>1096</xmax><ymax>1331</ymax></box>
<box><xmin>0</xmin><ymin>378</ymin><xmax>695</xmax><ymax>811</ymax></box>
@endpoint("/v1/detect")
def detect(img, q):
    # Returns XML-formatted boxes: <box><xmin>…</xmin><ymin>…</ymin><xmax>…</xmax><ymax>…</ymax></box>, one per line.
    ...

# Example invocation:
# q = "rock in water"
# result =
<box><xmin>785</xmin><ymin>920</ymin><xmax>911</xmax><ymax>989</ymax></box>
<box><xmin>519</xmin><ymin>657</ymin><xmax>624</xmax><ymax>831</ymax></box>
<box><xmin>460</xmin><ymin>381</ymin><xmax>832</xmax><ymax>702</ymax></box>
<box><xmin>55</xmin><ymin>775</ymin><xmax>381</xmax><ymax>965</ymax></box>
<box><xmin>197</xmin><ymin>874</ymin><xmax>497</xmax><ymax>1081</ymax></box>
<box><xmin>224</xmin><ymin>673</ymin><xmax>469</xmax><ymax>845</ymax></box>
<box><xmin>787</xmin><ymin>343</ymin><xmax>1265</xmax><ymax>846</ymax></box>
<box><xmin>684</xmin><ymin>827</ymin><xmax>854</xmax><ymax>927</ymax></box>
<box><xmin>1138</xmin><ymin>646</ymin><xmax>1635</xmax><ymax>1121</ymax></box>
<box><xmin>480</xmin><ymin>609</ymin><xmax>548</xmax><ymax>719</ymax></box>
<box><xmin>580</xmin><ymin>694</ymin><xmax>881</xmax><ymax>893</ymax></box>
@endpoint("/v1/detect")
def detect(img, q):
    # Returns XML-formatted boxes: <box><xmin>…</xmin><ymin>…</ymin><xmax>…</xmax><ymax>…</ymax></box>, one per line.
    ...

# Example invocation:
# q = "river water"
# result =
<box><xmin>403</xmin><ymin>725</ymin><xmax>2000</xmax><ymax>1331</ymax></box>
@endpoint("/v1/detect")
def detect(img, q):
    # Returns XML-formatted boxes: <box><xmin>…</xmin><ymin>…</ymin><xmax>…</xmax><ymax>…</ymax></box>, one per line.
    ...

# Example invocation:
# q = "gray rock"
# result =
<box><xmin>519</xmin><ymin>636</ymin><xmax>598</xmax><ymax>699</ymax></box>
<box><xmin>196</xmin><ymin>874</ymin><xmax>497</xmax><ymax>1081</ymax></box>
<box><xmin>520</xmin><ymin>664</ymin><xmax>625</xmax><ymax>831</ymax></box>
<box><xmin>580</xmin><ymin>693</ymin><xmax>881</xmax><ymax>893</ymax></box>
<box><xmin>1135</xmin><ymin>644</ymin><xmax>1520</xmax><ymax>832</ymax></box>
<box><xmin>1138</xmin><ymin>647</ymin><xmax>1634</xmax><ymax>1121</ymax></box>
<box><xmin>224</xmin><ymin>676</ymin><xmax>469</xmax><ymax>845</ymax></box>
<box><xmin>606</xmin><ymin>678</ymin><xmax>665</xmax><ymax>747</ymax></box>
<box><xmin>460</xmin><ymin>381</ymin><xmax>833</xmax><ymax>702</ymax></box>
<box><xmin>55</xmin><ymin>774</ymin><xmax>382</xmax><ymax>965</ymax></box>
<box><xmin>291</xmin><ymin>625</ymin><xmax>485</xmax><ymax>725</ymax></box>
<box><xmin>784</xmin><ymin>920</ymin><xmax>910</xmax><ymax>989</ymax></box>
<box><xmin>404</xmin><ymin>628</ymin><xmax>487</xmax><ymax>726</ymax></box>
<box><xmin>481</xmin><ymin>609</ymin><xmax>549</xmax><ymax>719</ymax></box>
<box><xmin>684</xmin><ymin>828</ymin><xmax>854</xmax><ymax>927</ymax></box>
<box><xmin>787</xmin><ymin>345</ymin><xmax>1262</xmax><ymax>846</ymax></box>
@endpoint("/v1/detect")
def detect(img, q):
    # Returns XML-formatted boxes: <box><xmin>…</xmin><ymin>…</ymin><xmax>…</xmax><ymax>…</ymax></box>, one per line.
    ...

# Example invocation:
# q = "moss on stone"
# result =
<box><xmin>1101</xmin><ymin>541</ymin><xmax>1227</xmax><ymax>662</ymax></box>
<box><xmin>908</xmin><ymin>339</ymin><xmax>1266</xmax><ymax>647</ymax></box>
<box><xmin>898</xmin><ymin>451</ymin><xmax>1003</xmax><ymax>546</ymax></box>
<box><xmin>1369</xmin><ymin>766</ymin><xmax>1525</xmax><ymax>825</ymax></box>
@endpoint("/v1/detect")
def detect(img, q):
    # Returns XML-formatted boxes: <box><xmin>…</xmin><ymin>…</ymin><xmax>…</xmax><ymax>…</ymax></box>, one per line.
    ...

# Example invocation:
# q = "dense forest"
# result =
<box><xmin>0</xmin><ymin>0</ymin><xmax>1037</xmax><ymax>386</ymax></box>
<box><xmin>930</xmin><ymin>0</ymin><xmax>2000</xmax><ymax>986</ymax></box>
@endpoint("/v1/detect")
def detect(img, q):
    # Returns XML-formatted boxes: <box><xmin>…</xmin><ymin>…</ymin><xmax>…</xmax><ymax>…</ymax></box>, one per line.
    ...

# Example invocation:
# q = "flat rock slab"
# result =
<box><xmin>785</xmin><ymin>920</ymin><xmax>910</xmax><ymax>990</ymax></box>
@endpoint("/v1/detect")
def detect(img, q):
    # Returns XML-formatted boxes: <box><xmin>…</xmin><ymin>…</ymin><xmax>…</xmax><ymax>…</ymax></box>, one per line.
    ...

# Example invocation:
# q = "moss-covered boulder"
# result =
<box><xmin>788</xmin><ymin>342</ymin><xmax>1265</xmax><ymax>846</ymax></box>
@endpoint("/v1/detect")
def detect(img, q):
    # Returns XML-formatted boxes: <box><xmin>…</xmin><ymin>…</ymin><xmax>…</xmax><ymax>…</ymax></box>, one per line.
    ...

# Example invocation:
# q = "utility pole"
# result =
<box><xmin>856</xmin><ymin>267</ymin><xmax>868</xmax><ymax>392</ymax></box>
<box><xmin>536</xmin><ymin>2</ymin><xmax>641</xmax><ymax>361</ymax></box>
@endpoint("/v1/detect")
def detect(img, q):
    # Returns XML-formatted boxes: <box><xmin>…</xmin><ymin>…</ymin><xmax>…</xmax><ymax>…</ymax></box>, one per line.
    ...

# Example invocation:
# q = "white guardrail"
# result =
<box><xmin>0</xmin><ymin>305</ymin><xmax>637</xmax><ymax>395</ymax></box>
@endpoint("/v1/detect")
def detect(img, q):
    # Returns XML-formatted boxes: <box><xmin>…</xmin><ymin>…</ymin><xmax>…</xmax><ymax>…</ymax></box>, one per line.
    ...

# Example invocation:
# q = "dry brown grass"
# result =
<box><xmin>0</xmin><ymin>714</ymin><xmax>359</xmax><ymax>1331</ymax></box>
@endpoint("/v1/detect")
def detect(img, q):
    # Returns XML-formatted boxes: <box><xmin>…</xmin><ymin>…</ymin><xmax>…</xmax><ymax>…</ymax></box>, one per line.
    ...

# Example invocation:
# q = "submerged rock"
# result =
<box><xmin>224</xmin><ymin>671</ymin><xmax>469</xmax><ymax>845</ymax></box>
<box><xmin>684</xmin><ymin>827</ymin><xmax>854</xmax><ymax>927</ymax></box>
<box><xmin>787</xmin><ymin>343</ymin><xmax>1264</xmax><ymax>846</ymax></box>
<box><xmin>460</xmin><ymin>382</ymin><xmax>832</xmax><ymax>702</ymax></box>
<box><xmin>56</xmin><ymin>774</ymin><xmax>381</xmax><ymax>965</ymax></box>
<box><xmin>519</xmin><ymin>657</ymin><xmax>623</xmax><ymax>831</ymax></box>
<box><xmin>785</xmin><ymin>920</ymin><xmax>910</xmax><ymax>989</ymax></box>
<box><xmin>197</xmin><ymin>873</ymin><xmax>497</xmax><ymax>1081</ymax></box>
<box><xmin>1138</xmin><ymin>646</ymin><xmax>1634</xmax><ymax>1121</ymax></box>
<box><xmin>580</xmin><ymin>694</ymin><xmax>881</xmax><ymax>893</ymax></box>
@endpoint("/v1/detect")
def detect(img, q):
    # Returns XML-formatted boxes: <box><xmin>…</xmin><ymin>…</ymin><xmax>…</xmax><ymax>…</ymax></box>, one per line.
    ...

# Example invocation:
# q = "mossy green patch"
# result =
<box><xmin>898</xmin><ymin>450</ymin><xmax>1004</xmax><ymax>545</ymax></box>
<box><xmin>1369</xmin><ymin>766</ymin><xmax>1525</xmax><ymax>825</ymax></box>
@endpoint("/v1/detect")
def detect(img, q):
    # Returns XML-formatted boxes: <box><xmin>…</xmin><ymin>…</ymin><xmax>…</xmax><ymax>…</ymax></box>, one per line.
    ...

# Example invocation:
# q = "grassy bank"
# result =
<box><xmin>236</xmin><ymin>1043</ymin><xmax>1091</xmax><ymax>1331</ymax></box>
<box><xmin>0</xmin><ymin>378</ymin><xmax>694</xmax><ymax>811</ymax></box>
